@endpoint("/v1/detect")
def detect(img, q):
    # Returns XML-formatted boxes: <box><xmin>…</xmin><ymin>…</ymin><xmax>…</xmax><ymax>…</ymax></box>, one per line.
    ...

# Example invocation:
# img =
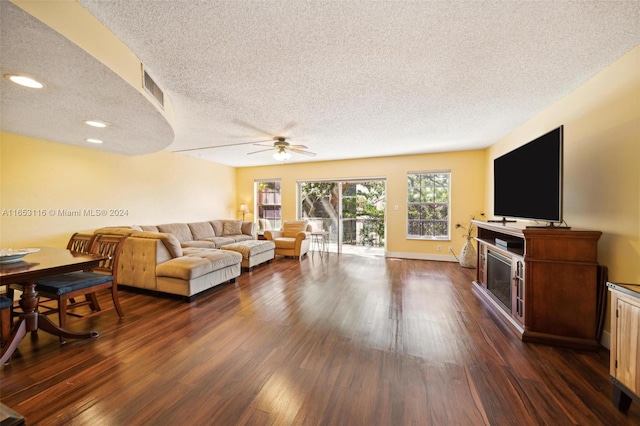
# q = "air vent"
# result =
<box><xmin>142</xmin><ymin>66</ymin><xmax>164</xmax><ymax>108</ymax></box>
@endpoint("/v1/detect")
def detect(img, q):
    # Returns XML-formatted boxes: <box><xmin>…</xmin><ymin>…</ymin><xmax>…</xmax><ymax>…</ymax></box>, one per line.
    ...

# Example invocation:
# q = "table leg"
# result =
<box><xmin>0</xmin><ymin>320</ymin><xmax>26</xmax><ymax>365</ymax></box>
<box><xmin>1</xmin><ymin>282</ymin><xmax>99</xmax><ymax>364</ymax></box>
<box><xmin>37</xmin><ymin>314</ymin><xmax>99</xmax><ymax>342</ymax></box>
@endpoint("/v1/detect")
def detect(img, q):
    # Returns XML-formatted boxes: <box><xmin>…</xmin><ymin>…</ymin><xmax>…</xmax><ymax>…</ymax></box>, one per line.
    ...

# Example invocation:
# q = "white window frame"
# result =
<box><xmin>407</xmin><ymin>171</ymin><xmax>451</xmax><ymax>240</ymax></box>
<box><xmin>255</xmin><ymin>179</ymin><xmax>282</xmax><ymax>232</ymax></box>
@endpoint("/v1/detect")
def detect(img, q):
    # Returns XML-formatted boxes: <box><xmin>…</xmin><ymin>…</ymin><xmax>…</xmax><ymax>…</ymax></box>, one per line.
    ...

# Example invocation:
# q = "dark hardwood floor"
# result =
<box><xmin>1</xmin><ymin>254</ymin><xmax>638</xmax><ymax>425</ymax></box>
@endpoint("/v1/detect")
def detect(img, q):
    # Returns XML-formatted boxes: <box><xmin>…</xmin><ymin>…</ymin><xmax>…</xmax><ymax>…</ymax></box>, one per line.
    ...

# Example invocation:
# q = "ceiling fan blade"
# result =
<box><xmin>253</xmin><ymin>142</ymin><xmax>276</xmax><ymax>147</ymax></box>
<box><xmin>290</xmin><ymin>148</ymin><xmax>316</xmax><ymax>157</ymax></box>
<box><xmin>173</xmin><ymin>139</ymin><xmax>274</xmax><ymax>153</ymax></box>
<box><xmin>288</xmin><ymin>144</ymin><xmax>308</xmax><ymax>149</ymax></box>
<box><xmin>247</xmin><ymin>148</ymin><xmax>275</xmax><ymax>155</ymax></box>
<box><xmin>231</xmin><ymin>119</ymin><xmax>274</xmax><ymax>137</ymax></box>
<box><xmin>278</xmin><ymin>122</ymin><xmax>297</xmax><ymax>134</ymax></box>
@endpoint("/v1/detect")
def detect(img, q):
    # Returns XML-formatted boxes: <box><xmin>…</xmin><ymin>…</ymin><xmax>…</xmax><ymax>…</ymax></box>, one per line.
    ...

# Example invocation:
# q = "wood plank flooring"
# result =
<box><xmin>1</xmin><ymin>254</ymin><xmax>638</xmax><ymax>425</ymax></box>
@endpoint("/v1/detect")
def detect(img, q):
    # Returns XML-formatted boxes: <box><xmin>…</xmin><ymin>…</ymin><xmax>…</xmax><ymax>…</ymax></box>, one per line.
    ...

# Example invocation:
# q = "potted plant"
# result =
<box><xmin>454</xmin><ymin>213</ymin><xmax>484</xmax><ymax>268</ymax></box>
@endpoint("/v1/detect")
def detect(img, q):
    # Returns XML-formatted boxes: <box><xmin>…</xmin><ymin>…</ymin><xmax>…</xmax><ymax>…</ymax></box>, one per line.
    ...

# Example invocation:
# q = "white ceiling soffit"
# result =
<box><xmin>4</xmin><ymin>1</ymin><xmax>640</xmax><ymax>167</ymax></box>
<box><xmin>0</xmin><ymin>2</ymin><xmax>174</xmax><ymax>156</ymax></box>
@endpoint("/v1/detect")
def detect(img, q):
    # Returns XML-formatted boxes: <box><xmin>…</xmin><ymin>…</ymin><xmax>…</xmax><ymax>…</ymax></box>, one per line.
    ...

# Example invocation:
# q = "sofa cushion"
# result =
<box><xmin>181</xmin><ymin>240</ymin><xmax>218</xmax><ymax>249</ymax></box>
<box><xmin>230</xmin><ymin>234</ymin><xmax>253</xmax><ymax>243</ymax></box>
<box><xmin>157</xmin><ymin>223</ymin><xmax>193</xmax><ymax>242</ymax></box>
<box><xmin>157</xmin><ymin>249</ymin><xmax>242</xmax><ymax>280</ymax></box>
<box><xmin>140</xmin><ymin>225</ymin><xmax>159</xmax><ymax>232</ymax></box>
<box><xmin>273</xmin><ymin>237</ymin><xmax>296</xmax><ymax>249</ymax></box>
<box><xmin>222</xmin><ymin>220</ymin><xmax>243</xmax><ymax>236</ymax></box>
<box><xmin>188</xmin><ymin>222</ymin><xmax>216</xmax><ymax>240</ymax></box>
<box><xmin>241</xmin><ymin>221</ymin><xmax>254</xmax><ymax>236</ymax></box>
<box><xmin>200</xmin><ymin>236</ymin><xmax>236</xmax><ymax>248</ymax></box>
<box><xmin>210</xmin><ymin>220</ymin><xmax>223</xmax><ymax>237</ymax></box>
<box><xmin>283</xmin><ymin>220</ymin><xmax>308</xmax><ymax>238</ymax></box>
<box><xmin>130</xmin><ymin>231</ymin><xmax>183</xmax><ymax>258</ymax></box>
<box><xmin>221</xmin><ymin>240</ymin><xmax>275</xmax><ymax>259</ymax></box>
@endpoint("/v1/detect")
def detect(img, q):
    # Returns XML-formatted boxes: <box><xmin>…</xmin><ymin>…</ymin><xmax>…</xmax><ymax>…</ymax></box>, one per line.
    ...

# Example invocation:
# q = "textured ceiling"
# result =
<box><xmin>2</xmin><ymin>1</ymin><xmax>639</xmax><ymax>167</ymax></box>
<box><xmin>0</xmin><ymin>2</ymin><xmax>174</xmax><ymax>156</ymax></box>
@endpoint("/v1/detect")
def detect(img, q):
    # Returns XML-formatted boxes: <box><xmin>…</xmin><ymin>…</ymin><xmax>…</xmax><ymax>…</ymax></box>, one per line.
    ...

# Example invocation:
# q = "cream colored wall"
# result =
<box><xmin>0</xmin><ymin>132</ymin><xmax>236</xmax><ymax>248</ymax></box>
<box><xmin>236</xmin><ymin>150</ymin><xmax>486</xmax><ymax>259</ymax></box>
<box><xmin>484</xmin><ymin>45</ymin><xmax>640</xmax><ymax>345</ymax></box>
<box><xmin>485</xmin><ymin>45</ymin><xmax>640</xmax><ymax>284</ymax></box>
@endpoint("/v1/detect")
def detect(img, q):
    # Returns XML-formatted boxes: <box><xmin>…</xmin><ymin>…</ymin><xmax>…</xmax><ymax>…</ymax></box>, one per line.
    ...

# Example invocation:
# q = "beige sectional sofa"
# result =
<box><xmin>94</xmin><ymin>219</ymin><xmax>257</xmax><ymax>300</ymax></box>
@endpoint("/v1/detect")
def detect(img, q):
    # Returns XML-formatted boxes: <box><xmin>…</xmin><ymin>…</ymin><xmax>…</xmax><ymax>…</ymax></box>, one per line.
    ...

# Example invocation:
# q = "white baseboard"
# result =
<box><xmin>600</xmin><ymin>330</ymin><xmax>610</xmax><ymax>350</ymax></box>
<box><xmin>385</xmin><ymin>251</ymin><xmax>458</xmax><ymax>262</ymax></box>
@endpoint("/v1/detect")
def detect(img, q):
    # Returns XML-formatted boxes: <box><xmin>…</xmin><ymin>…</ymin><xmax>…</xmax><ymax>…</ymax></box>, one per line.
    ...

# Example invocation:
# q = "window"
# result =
<box><xmin>255</xmin><ymin>180</ymin><xmax>281</xmax><ymax>232</ymax></box>
<box><xmin>407</xmin><ymin>171</ymin><xmax>450</xmax><ymax>239</ymax></box>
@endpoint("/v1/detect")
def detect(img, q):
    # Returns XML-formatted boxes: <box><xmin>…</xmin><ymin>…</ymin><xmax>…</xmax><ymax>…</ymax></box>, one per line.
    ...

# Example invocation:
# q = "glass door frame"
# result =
<box><xmin>297</xmin><ymin>177</ymin><xmax>387</xmax><ymax>255</ymax></box>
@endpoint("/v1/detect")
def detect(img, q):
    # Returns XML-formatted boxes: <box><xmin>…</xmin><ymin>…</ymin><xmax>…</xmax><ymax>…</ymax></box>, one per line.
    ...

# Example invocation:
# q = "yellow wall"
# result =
<box><xmin>236</xmin><ymin>150</ymin><xmax>486</xmax><ymax>259</ymax></box>
<box><xmin>485</xmin><ymin>44</ymin><xmax>640</xmax><ymax>284</ymax></box>
<box><xmin>0</xmin><ymin>132</ymin><xmax>236</xmax><ymax>248</ymax></box>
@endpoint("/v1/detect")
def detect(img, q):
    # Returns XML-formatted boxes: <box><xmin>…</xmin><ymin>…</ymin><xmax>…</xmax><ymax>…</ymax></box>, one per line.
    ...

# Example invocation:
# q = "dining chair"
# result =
<box><xmin>65</xmin><ymin>232</ymin><xmax>99</xmax><ymax>307</ymax></box>
<box><xmin>0</xmin><ymin>295</ymin><xmax>12</xmax><ymax>347</ymax></box>
<box><xmin>19</xmin><ymin>233</ymin><xmax>100</xmax><ymax>314</ymax></box>
<box><xmin>35</xmin><ymin>234</ymin><xmax>127</xmax><ymax>334</ymax></box>
<box><xmin>67</xmin><ymin>232</ymin><xmax>97</xmax><ymax>254</ymax></box>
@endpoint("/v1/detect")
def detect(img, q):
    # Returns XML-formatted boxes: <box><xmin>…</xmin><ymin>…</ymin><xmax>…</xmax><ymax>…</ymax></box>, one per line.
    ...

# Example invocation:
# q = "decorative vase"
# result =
<box><xmin>459</xmin><ymin>236</ymin><xmax>476</xmax><ymax>268</ymax></box>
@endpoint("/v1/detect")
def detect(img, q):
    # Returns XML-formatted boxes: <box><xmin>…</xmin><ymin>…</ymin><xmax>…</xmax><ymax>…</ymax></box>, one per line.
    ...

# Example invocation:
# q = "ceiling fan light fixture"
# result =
<box><xmin>273</xmin><ymin>151</ymin><xmax>291</xmax><ymax>161</ymax></box>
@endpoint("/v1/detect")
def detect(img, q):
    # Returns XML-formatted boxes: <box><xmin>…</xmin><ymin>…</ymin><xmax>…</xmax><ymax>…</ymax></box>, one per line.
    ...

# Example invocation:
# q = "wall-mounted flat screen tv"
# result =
<box><xmin>493</xmin><ymin>126</ymin><xmax>563</xmax><ymax>223</ymax></box>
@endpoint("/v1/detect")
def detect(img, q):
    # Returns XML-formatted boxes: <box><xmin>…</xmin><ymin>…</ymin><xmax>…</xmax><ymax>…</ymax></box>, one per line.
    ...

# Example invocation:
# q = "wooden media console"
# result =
<box><xmin>471</xmin><ymin>220</ymin><xmax>604</xmax><ymax>350</ymax></box>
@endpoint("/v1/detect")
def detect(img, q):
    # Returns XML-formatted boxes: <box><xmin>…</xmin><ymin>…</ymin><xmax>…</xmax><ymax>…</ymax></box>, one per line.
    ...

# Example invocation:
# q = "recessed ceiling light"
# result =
<box><xmin>85</xmin><ymin>138</ymin><xmax>103</xmax><ymax>144</ymax></box>
<box><xmin>84</xmin><ymin>120</ymin><xmax>110</xmax><ymax>128</ymax></box>
<box><xmin>4</xmin><ymin>74</ymin><xmax>44</xmax><ymax>89</ymax></box>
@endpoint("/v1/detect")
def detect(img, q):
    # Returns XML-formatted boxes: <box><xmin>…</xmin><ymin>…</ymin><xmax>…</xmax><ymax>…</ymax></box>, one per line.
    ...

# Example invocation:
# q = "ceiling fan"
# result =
<box><xmin>172</xmin><ymin>135</ymin><xmax>315</xmax><ymax>160</ymax></box>
<box><xmin>247</xmin><ymin>136</ymin><xmax>316</xmax><ymax>161</ymax></box>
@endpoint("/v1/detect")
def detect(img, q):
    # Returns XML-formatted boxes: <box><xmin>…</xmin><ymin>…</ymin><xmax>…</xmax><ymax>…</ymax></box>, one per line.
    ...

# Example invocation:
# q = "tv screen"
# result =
<box><xmin>493</xmin><ymin>126</ymin><xmax>563</xmax><ymax>223</ymax></box>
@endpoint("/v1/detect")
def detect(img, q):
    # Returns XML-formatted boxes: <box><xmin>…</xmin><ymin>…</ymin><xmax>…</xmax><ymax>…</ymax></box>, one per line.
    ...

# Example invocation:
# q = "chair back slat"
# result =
<box><xmin>67</xmin><ymin>233</ymin><xmax>96</xmax><ymax>254</ymax></box>
<box><xmin>90</xmin><ymin>234</ymin><xmax>127</xmax><ymax>275</ymax></box>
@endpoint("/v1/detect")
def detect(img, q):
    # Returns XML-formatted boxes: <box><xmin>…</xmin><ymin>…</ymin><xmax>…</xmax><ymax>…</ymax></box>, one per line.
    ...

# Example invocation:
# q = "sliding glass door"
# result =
<box><xmin>298</xmin><ymin>179</ymin><xmax>386</xmax><ymax>255</ymax></box>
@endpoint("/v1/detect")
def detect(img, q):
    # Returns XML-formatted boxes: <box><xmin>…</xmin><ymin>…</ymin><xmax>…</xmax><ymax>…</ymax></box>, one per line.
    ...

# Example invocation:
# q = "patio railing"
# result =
<box><xmin>306</xmin><ymin>217</ymin><xmax>384</xmax><ymax>247</ymax></box>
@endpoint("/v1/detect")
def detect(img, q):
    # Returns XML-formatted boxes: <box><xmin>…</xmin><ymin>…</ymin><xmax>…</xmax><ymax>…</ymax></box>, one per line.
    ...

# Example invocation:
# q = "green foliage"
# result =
<box><xmin>300</xmin><ymin>182</ymin><xmax>336</xmax><ymax>218</ymax></box>
<box><xmin>300</xmin><ymin>181</ymin><xmax>385</xmax><ymax>247</ymax></box>
<box><xmin>407</xmin><ymin>172</ymin><xmax>450</xmax><ymax>238</ymax></box>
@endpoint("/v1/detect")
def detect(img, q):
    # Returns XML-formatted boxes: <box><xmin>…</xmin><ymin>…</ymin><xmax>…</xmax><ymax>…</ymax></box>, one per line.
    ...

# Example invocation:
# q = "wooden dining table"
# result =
<box><xmin>0</xmin><ymin>247</ymin><xmax>106</xmax><ymax>365</ymax></box>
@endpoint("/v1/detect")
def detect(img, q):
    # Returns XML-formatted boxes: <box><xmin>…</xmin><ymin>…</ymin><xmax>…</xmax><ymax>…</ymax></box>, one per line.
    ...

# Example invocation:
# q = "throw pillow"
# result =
<box><xmin>188</xmin><ymin>222</ymin><xmax>215</xmax><ymax>240</ymax></box>
<box><xmin>209</xmin><ymin>220</ymin><xmax>223</xmax><ymax>236</ymax></box>
<box><xmin>223</xmin><ymin>220</ymin><xmax>243</xmax><ymax>236</ymax></box>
